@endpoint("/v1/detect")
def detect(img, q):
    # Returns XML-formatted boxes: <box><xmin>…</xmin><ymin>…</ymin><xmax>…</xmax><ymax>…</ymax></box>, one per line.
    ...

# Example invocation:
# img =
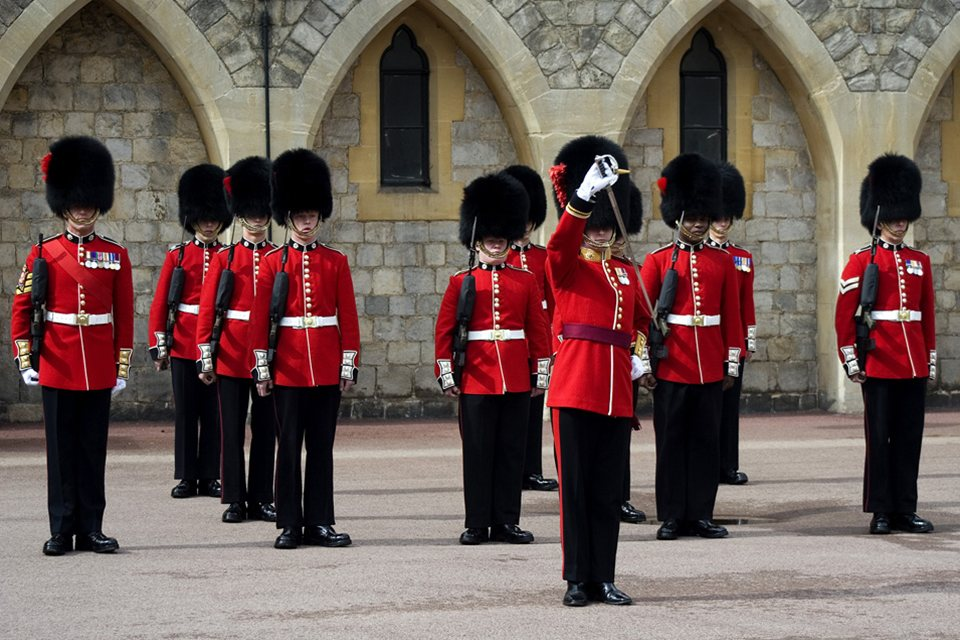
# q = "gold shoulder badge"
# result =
<box><xmin>14</xmin><ymin>264</ymin><xmax>31</xmax><ymax>295</ymax></box>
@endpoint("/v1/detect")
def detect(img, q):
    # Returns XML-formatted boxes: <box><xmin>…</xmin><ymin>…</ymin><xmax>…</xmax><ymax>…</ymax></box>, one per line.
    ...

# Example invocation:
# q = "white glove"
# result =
<box><xmin>575</xmin><ymin>154</ymin><xmax>619</xmax><ymax>201</ymax></box>
<box><xmin>630</xmin><ymin>355</ymin><xmax>643</xmax><ymax>381</ymax></box>
<box><xmin>111</xmin><ymin>378</ymin><xmax>126</xmax><ymax>397</ymax></box>
<box><xmin>20</xmin><ymin>368</ymin><xmax>39</xmax><ymax>386</ymax></box>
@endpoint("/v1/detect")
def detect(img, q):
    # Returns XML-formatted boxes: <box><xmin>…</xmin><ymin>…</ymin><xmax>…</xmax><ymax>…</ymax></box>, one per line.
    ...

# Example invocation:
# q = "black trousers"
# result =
<box><xmin>171</xmin><ymin>357</ymin><xmax>219</xmax><ymax>481</ymax></box>
<box><xmin>861</xmin><ymin>377</ymin><xmax>927</xmax><ymax>514</ymax></box>
<box><xmin>718</xmin><ymin>362</ymin><xmax>745</xmax><ymax>475</ymax></box>
<box><xmin>522</xmin><ymin>392</ymin><xmax>546</xmax><ymax>476</ymax></box>
<box><xmin>273</xmin><ymin>385</ymin><xmax>341</xmax><ymax>529</ymax></box>
<box><xmin>218</xmin><ymin>376</ymin><xmax>277</xmax><ymax>504</ymax></box>
<box><xmin>42</xmin><ymin>387</ymin><xmax>111</xmax><ymax>536</ymax></box>
<box><xmin>653</xmin><ymin>380</ymin><xmax>722</xmax><ymax>522</ymax></box>
<box><xmin>459</xmin><ymin>392</ymin><xmax>530</xmax><ymax>528</ymax></box>
<box><xmin>553</xmin><ymin>408</ymin><xmax>631</xmax><ymax>583</ymax></box>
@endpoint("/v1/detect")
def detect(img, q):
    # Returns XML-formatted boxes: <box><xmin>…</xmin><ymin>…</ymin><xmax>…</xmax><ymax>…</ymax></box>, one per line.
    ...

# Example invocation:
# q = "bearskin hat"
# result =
<box><xmin>177</xmin><ymin>164</ymin><xmax>232</xmax><ymax>231</ymax></box>
<box><xmin>626</xmin><ymin>182</ymin><xmax>644</xmax><ymax>235</ymax></box>
<box><xmin>859</xmin><ymin>153</ymin><xmax>922</xmax><ymax>231</ymax></box>
<box><xmin>42</xmin><ymin>136</ymin><xmax>115</xmax><ymax>217</ymax></box>
<box><xmin>270</xmin><ymin>148</ymin><xmax>333</xmax><ymax>226</ymax></box>
<box><xmin>224</xmin><ymin>156</ymin><xmax>272</xmax><ymax>220</ymax></box>
<box><xmin>503</xmin><ymin>164</ymin><xmax>547</xmax><ymax>230</ymax></box>
<box><xmin>718</xmin><ymin>161</ymin><xmax>746</xmax><ymax>220</ymax></box>
<box><xmin>549</xmin><ymin>135</ymin><xmax>634</xmax><ymax>234</ymax></box>
<box><xmin>657</xmin><ymin>153</ymin><xmax>722</xmax><ymax>228</ymax></box>
<box><xmin>458</xmin><ymin>173</ymin><xmax>529</xmax><ymax>248</ymax></box>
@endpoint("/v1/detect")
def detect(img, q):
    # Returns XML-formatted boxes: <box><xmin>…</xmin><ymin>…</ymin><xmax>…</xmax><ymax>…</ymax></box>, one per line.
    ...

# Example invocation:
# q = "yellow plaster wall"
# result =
<box><xmin>941</xmin><ymin>66</ymin><xmax>960</xmax><ymax>217</ymax></box>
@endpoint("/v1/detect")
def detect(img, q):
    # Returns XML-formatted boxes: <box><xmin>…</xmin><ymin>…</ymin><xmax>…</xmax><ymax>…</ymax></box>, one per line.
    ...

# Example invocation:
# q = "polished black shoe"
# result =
<box><xmin>274</xmin><ymin>527</ymin><xmax>302</xmax><ymax>549</ymax></box>
<box><xmin>562</xmin><ymin>581</ymin><xmax>589</xmax><ymax>607</ymax></box>
<box><xmin>170</xmin><ymin>479</ymin><xmax>197</xmax><ymax>498</ymax></box>
<box><xmin>620</xmin><ymin>502</ymin><xmax>647</xmax><ymax>524</ymax></box>
<box><xmin>75</xmin><ymin>531</ymin><xmax>119</xmax><ymax>553</ymax></box>
<box><xmin>490</xmin><ymin>523</ymin><xmax>534</xmax><ymax>544</ymax></box>
<box><xmin>198</xmin><ymin>479</ymin><xmax>222</xmax><ymax>498</ymax></box>
<box><xmin>304</xmin><ymin>524</ymin><xmax>352</xmax><ymax>547</ymax></box>
<box><xmin>656</xmin><ymin>519</ymin><xmax>679</xmax><ymax>540</ymax></box>
<box><xmin>42</xmin><ymin>534</ymin><xmax>72</xmax><ymax>556</ymax></box>
<box><xmin>891</xmin><ymin>513</ymin><xmax>934</xmax><ymax>533</ymax></box>
<box><xmin>248</xmin><ymin>502</ymin><xmax>277</xmax><ymax>522</ymax></box>
<box><xmin>869</xmin><ymin>513</ymin><xmax>891</xmax><ymax>535</ymax></box>
<box><xmin>523</xmin><ymin>473</ymin><xmax>559</xmax><ymax>491</ymax></box>
<box><xmin>720</xmin><ymin>470</ymin><xmax>749</xmax><ymax>485</ymax></box>
<box><xmin>588</xmin><ymin>582</ymin><xmax>633</xmax><ymax>605</ymax></box>
<box><xmin>222</xmin><ymin>502</ymin><xmax>246</xmax><ymax>523</ymax></box>
<box><xmin>689</xmin><ymin>519</ymin><xmax>729</xmax><ymax>538</ymax></box>
<box><xmin>458</xmin><ymin>527</ymin><xmax>489</xmax><ymax>545</ymax></box>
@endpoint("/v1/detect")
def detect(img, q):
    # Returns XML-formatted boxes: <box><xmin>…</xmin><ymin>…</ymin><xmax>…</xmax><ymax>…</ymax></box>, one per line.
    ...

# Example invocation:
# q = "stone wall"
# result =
<box><xmin>314</xmin><ymin>51</ymin><xmax>519</xmax><ymax>419</ymax></box>
<box><xmin>0</xmin><ymin>3</ymin><xmax>208</xmax><ymax>421</ymax></box>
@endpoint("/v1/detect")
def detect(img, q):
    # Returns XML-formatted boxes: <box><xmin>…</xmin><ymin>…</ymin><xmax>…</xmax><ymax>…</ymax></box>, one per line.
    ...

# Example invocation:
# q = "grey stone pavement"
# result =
<box><xmin>1</xmin><ymin>410</ymin><xmax>959</xmax><ymax>639</ymax></box>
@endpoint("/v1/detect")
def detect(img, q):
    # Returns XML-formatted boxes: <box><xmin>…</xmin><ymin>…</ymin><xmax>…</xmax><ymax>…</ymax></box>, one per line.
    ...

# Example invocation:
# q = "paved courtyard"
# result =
<box><xmin>1</xmin><ymin>410</ymin><xmax>959</xmax><ymax>639</ymax></box>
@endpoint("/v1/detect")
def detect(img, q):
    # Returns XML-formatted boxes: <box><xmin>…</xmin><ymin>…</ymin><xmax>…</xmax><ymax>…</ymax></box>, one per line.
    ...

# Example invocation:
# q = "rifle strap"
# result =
<box><xmin>45</xmin><ymin>239</ymin><xmax>114</xmax><ymax>308</ymax></box>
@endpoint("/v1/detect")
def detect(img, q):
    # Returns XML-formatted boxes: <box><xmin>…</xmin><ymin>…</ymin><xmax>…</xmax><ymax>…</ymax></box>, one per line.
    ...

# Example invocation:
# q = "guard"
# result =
<box><xmin>435</xmin><ymin>171</ymin><xmax>551</xmax><ymax>546</ymax></box>
<box><xmin>149</xmin><ymin>164</ymin><xmax>232</xmax><ymax>499</ymax></box>
<box><xmin>11</xmin><ymin>136</ymin><xmax>134</xmax><ymax>555</ymax></box>
<box><xmin>835</xmin><ymin>153</ymin><xmax>936</xmax><ymax>535</ymax></box>
<box><xmin>706</xmin><ymin>162</ymin><xmax>756</xmax><ymax>485</ymax></box>
<box><xmin>249</xmin><ymin>148</ymin><xmax>360</xmax><ymax>550</ymax></box>
<box><xmin>546</xmin><ymin>136</ymin><xmax>647</xmax><ymax>607</ymax></box>
<box><xmin>195</xmin><ymin>156</ymin><xmax>278</xmax><ymax>524</ymax></box>
<box><xmin>503</xmin><ymin>164</ymin><xmax>559</xmax><ymax>493</ymax></box>
<box><xmin>638</xmin><ymin>153</ymin><xmax>743</xmax><ymax>542</ymax></box>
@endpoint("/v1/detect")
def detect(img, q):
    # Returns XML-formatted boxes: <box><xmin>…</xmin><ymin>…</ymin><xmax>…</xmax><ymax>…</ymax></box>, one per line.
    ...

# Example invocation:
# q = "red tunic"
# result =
<box><xmin>506</xmin><ymin>242</ymin><xmax>554</xmax><ymax>324</ymax></box>
<box><xmin>249</xmin><ymin>239</ymin><xmax>361</xmax><ymax>387</ymax></box>
<box><xmin>545</xmin><ymin>197</ymin><xmax>649</xmax><ymax>417</ymax></box>
<box><xmin>640</xmin><ymin>241</ymin><xmax>743</xmax><ymax>384</ymax></box>
<box><xmin>195</xmin><ymin>239</ymin><xmax>276</xmax><ymax>379</ymax></box>
<box><xmin>835</xmin><ymin>241</ymin><xmax>935</xmax><ymax>379</ymax></box>
<box><xmin>434</xmin><ymin>263</ymin><xmax>551</xmax><ymax>394</ymax></box>
<box><xmin>148</xmin><ymin>238</ymin><xmax>221</xmax><ymax>361</ymax></box>
<box><xmin>706</xmin><ymin>239</ymin><xmax>756</xmax><ymax>353</ymax></box>
<box><xmin>11</xmin><ymin>231</ymin><xmax>134</xmax><ymax>391</ymax></box>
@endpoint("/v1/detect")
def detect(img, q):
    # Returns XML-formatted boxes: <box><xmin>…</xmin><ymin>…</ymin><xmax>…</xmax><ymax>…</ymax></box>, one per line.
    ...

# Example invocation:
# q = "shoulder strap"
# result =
<box><xmin>45</xmin><ymin>240</ymin><xmax>114</xmax><ymax>307</ymax></box>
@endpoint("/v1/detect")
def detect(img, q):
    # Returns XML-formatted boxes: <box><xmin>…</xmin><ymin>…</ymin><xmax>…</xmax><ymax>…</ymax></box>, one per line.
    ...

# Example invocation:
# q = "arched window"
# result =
<box><xmin>380</xmin><ymin>26</ymin><xmax>430</xmax><ymax>187</ymax></box>
<box><xmin>680</xmin><ymin>29</ymin><xmax>727</xmax><ymax>163</ymax></box>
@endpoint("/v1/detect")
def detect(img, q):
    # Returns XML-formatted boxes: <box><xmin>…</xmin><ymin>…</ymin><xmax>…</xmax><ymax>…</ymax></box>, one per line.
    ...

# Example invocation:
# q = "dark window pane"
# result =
<box><xmin>381</xmin><ymin>129</ymin><xmax>426</xmax><ymax>185</ymax></box>
<box><xmin>681</xmin><ymin>129</ymin><xmax>723</xmax><ymax>164</ymax></box>
<box><xmin>682</xmin><ymin>76</ymin><xmax>722</xmax><ymax>127</ymax></box>
<box><xmin>680</xmin><ymin>31</ymin><xmax>723</xmax><ymax>73</ymax></box>
<box><xmin>380</xmin><ymin>25</ymin><xmax>430</xmax><ymax>187</ymax></box>
<box><xmin>382</xmin><ymin>75</ymin><xmax>424</xmax><ymax>128</ymax></box>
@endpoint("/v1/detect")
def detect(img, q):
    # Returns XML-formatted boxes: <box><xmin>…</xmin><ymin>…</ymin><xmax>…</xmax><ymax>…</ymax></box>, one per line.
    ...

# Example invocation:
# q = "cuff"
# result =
<box><xmin>726</xmin><ymin>348</ymin><xmax>742</xmax><ymax>377</ymax></box>
<box><xmin>534</xmin><ymin>358</ymin><xmax>551</xmax><ymax>390</ymax></box>
<box><xmin>746</xmin><ymin>326</ymin><xmax>757</xmax><ymax>352</ymax></box>
<box><xmin>117</xmin><ymin>348</ymin><xmax>132</xmax><ymax>380</ymax></box>
<box><xmin>436</xmin><ymin>359</ymin><xmax>455</xmax><ymax>391</ymax></box>
<box><xmin>197</xmin><ymin>343</ymin><xmax>214</xmax><ymax>374</ymax></box>
<box><xmin>636</xmin><ymin>346</ymin><xmax>653</xmax><ymax>376</ymax></box>
<box><xmin>150</xmin><ymin>331</ymin><xmax>168</xmax><ymax>360</ymax></box>
<box><xmin>15</xmin><ymin>339</ymin><xmax>31</xmax><ymax>371</ymax></box>
<box><xmin>929</xmin><ymin>350</ymin><xmax>937</xmax><ymax>381</ymax></box>
<box><xmin>840</xmin><ymin>345</ymin><xmax>861</xmax><ymax>377</ymax></box>
<box><xmin>252</xmin><ymin>349</ymin><xmax>270</xmax><ymax>382</ymax></box>
<box><xmin>340</xmin><ymin>350</ymin><xmax>358</xmax><ymax>382</ymax></box>
<box><xmin>565</xmin><ymin>194</ymin><xmax>594</xmax><ymax>219</ymax></box>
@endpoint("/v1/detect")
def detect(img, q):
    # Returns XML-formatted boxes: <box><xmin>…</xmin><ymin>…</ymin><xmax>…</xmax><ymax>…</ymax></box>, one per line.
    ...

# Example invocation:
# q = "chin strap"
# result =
<box><xmin>475</xmin><ymin>241</ymin><xmax>508</xmax><ymax>260</ymax></box>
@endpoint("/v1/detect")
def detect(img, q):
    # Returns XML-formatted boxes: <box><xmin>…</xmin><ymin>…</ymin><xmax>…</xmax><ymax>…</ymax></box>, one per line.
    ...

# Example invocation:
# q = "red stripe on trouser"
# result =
<box><xmin>552</xmin><ymin>408</ymin><xmax>565</xmax><ymax>578</ymax></box>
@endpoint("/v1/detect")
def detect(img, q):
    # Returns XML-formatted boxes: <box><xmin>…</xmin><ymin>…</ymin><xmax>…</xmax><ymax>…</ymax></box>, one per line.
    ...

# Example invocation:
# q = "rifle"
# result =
<box><xmin>855</xmin><ymin>205</ymin><xmax>882</xmax><ymax>373</ymax></box>
<box><xmin>267</xmin><ymin>246</ymin><xmax>289</xmax><ymax>366</ymax></box>
<box><xmin>208</xmin><ymin>245</ymin><xmax>236</xmax><ymax>371</ymax></box>
<box><xmin>30</xmin><ymin>234</ymin><xmax>48</xmax><ymax>371</ymax></box>
<box><xmin>164</xmin><ymin>243</ymin><xmax>186</xmax><ymax>360</ymax></box>
<box><xmin>452</xmin><ymin>217</ymin><xmax>478</xmax><ymax>387</ymax></box>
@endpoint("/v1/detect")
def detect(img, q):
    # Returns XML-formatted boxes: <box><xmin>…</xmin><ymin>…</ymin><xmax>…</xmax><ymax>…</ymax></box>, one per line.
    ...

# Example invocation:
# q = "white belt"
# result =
<box><xmin>871</xmin><ymin>309</ymin><xmax>921</xmax><ymax>322</ymax></box>
<box><xmin>177</xmin><ymin>303</ymin><xmax>199</xmax><ymax>315</ymax></box>
<box><xmin>225</xmin><ymin>309</ymin><xmax>250</xmax><ymax>321</ymax></box>
<box><xmin>667</xmin><ymin>313</ymin><xmax>721</xmax><ymax>327</ymax></box>
<box><xmin>45</xmin><ymin>311</ymin><xmax>113</xmax><ymax>327</ymax></box>
<box><xmin>467</xmin><ymin>329</ymin><xmax>526</xmax><ymax>341</ymax></box>
<box><xmin>278</xmin><ymin>315</ymin><xmax>338</xmax><ymax>329</ymax></box>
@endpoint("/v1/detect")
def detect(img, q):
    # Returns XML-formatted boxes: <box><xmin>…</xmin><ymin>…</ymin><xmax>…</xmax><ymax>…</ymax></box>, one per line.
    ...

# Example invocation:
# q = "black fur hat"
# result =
<box><xmin>718</xmin><ymin>161</ymin><xmax>746</xmax><ymax>220</ymax></box>
<box><xmin>270</xmin><ymin>148</ymin><xmax>333</xmax><ymax>226</ymax></box>
<box><xmin>225</xmin><ymin>156</ymin><xmax>272</xmax><ymax>219</ymax></box>
<box><xmin>503</xmin><ymin>164</ymin><xmax>547</xmax><ymax>230</ymax></box>
<box><xmin>459</xmin><ymin>173</ymin><xmax>529</xmax><ymax>248</ymax></box>
<box><xmin>43</xmin><ymin>136</ymin><xmax>115</xmax><ymax>217</ymax></box>
<box><xmin>658</xmin><ymin>153</ymin><xmax>722</xmax><ymax>228</ymax></box>
<box><xmin>626</xmin><ymin>182</ymin><xmax>643</xmax><ymax>235</ymax></box>
<box><xmin>859</xmin><ymin>153</ymin><xmax>922</xmax><ymax>231</ymax></box>
<box><xmin>177</xmin><ymin>164</ymin><xmax>232</xmax><ymax>231</ymax></box>
<box><xmin>550</xmin><ymin>135</ymin><xmax>633</xmax><ymax>234</ymax></box>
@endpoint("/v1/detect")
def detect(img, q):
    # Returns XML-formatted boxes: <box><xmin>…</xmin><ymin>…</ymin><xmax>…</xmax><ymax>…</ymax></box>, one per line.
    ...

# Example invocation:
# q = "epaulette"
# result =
<box><xmin>853</xmin><ymin>245</ymin><xmax>871</xmax><ymax>255</ymax></box>
<box><xmin>168</xmin><ymin>241</ymin><xmax>187</xmax><ymax>252</ymax></box>
<box><xmin>267</xmin><ymin>240</ymin><xmax>279</xmax><ymax>249</ymax></box>
<box><xmin>704</xmin><ymin>243</ymin><xmax>730</xmax><ymax>254</ymax></box>
<box><xmin>612</xmin><ymin>255</ymin><xmax>634</xmax><ymax>266</ymax></box>
<box><xmin>38</xmin><ymin>233</ymin><xmax>63</xmax><ymax>246</ymax></box>
<box><xmin>99</xmin><ymin>235</ymin><xmax>125</xmax><ymax>248</ymax></box>
<box><xmin>216</xmin><ymin>244</ymin><xmax>232</xmax><ymax>254</ymax></box>
<box><xmin>264</xmin><ymin>246</ymin><xmax>284</xmax><ymax>258</ymax></box>
<box><xmin>318</xmin><ymin>242</ymin><xmax>344</xmax><ymax>256</ymax></box>
<box><xmin>453</xmin><ymin>267</ymin><xmax>473</xmax><ymax>277</ymax></box>
<box><xmin>650</xmin><ymin>244</ymin><xmax>673</xmax><ymax>255</ymax></box>
<box><xmin>529</xmin><ymin>243</ymin><xmax>546</xmax><ymax>251</ymax></box>
<box><xmin>505</xmin><ymin>264</ymin><xmax>530</xmax><ymax>273</ymax></box>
